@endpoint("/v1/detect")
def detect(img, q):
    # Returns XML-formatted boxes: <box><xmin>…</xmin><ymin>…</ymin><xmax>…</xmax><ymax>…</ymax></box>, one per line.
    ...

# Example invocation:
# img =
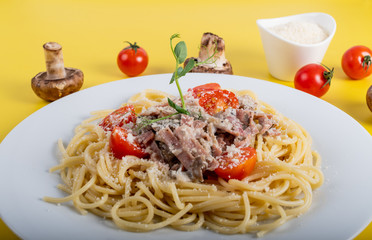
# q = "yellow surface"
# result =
<box><xmin>0</xmin><ymin>0</ymin><xmax>371</xmax><ymax>239</ymax></box>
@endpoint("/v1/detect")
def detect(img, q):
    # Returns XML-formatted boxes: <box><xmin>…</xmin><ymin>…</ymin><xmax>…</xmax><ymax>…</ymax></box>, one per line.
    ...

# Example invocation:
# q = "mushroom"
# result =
<box><xmin>367</xmin><ymin>85</ymin><xmax>372</xmax><ymax>112</ymax></box>
<box><xmin>184</xmin><ymin>32</ymin><xmax>233</xmax><ymax>74</ymax></box>
<box><xmin>31</xmin><ymin>42</ymin><xmax>84</xmax><ymax>101</ymax></box>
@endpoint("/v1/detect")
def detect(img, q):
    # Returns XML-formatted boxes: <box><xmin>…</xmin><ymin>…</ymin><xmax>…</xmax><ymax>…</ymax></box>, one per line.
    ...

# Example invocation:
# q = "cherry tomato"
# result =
<box><xmin>294</xmin><ymin>63</ymin><xmax>334</xmax><ymax>98</ymax></box>
<box><xmin>189</xmin><ymin>83</ymin><xmax>221</xmax><ymax>98</ymax></box>
<box><xmin>214</xmin><ymin>147</ymin><xmax>257</xmax><ymax>180</ymax></box>
<box><xmin>117</xmin><ymin>42</ymin><xmax>148</xmax><ymax>77</ymax></box>
<box><xmin>99</xmin><ymin>105</ymin><xmax>136</xmax><ymax>131</ymax></box>
<box><xmin>110</xmin><ymin>126</ymin><xmax>148</xmax><ymax>159</ymax></box>
<box><xmin>342</xmin><ymin>45</ymin><xmax>372</xmax><ymax>80</ymax></box>
<box><xmin>198</xmin><ymin>89</ymin><xmax>239</xmax><ymax>115</ymax></box>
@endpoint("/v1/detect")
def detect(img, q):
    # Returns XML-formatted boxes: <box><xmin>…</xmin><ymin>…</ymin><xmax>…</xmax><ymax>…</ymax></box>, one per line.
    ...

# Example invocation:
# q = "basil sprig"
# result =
<box><xmin>137</xmin><ymin>33</ymin><xmax>217</xmax><ymax>130</ymax></box>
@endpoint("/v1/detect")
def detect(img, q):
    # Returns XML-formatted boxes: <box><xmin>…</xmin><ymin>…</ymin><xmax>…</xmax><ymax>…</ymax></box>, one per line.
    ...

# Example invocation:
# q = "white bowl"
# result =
<box><xmin>257</xmin><ymin>12</ymin><xmax>336</xmax><ymax>81</ymax></box>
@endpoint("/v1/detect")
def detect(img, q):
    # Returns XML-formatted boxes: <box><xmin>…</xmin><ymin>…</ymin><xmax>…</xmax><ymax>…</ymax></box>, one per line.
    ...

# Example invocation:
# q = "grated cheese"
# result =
<box><xmin>269</xmin><ymin>21</ymin><xmax>328</xmax><ymax>44</ymax></box>
<box><xmin>126</xmin><ymin>132</ymin><xmax>135</xmax><ymax>144</ymax></box>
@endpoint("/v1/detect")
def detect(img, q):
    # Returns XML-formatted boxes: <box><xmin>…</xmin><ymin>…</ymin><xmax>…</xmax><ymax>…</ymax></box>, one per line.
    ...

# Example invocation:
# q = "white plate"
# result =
<box><xmin>1</xmin><ymin>73</ymin><xmax>372</xmax><ymax>240</ymax></box>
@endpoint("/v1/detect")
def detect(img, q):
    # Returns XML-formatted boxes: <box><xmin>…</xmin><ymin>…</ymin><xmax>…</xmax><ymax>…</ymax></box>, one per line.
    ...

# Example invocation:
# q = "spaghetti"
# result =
<box><xmin>44</xmin><ymin>87</ymin><xmax>323</xmax><ymax>237</ymax></box>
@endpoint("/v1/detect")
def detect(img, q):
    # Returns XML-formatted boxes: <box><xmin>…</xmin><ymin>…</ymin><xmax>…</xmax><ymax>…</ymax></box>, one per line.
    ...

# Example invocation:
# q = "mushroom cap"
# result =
<box><xmin>31</xmin><ymin>67</ymin><xmax>84</xmax><ymax>102</ymax></box>
<box><xmin>367</xmin><ymin>85</ymin><xmax>372</xmax><ymax>112</ymax></box>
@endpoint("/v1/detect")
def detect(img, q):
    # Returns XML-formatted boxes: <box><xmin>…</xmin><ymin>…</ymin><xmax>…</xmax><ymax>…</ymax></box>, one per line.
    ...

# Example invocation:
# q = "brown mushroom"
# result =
<box><xmin>367</xmin><ymin>85</ymin><xmax>372</xmax><ymax>112</ymax></box>
<box><xmin>184</xmin><ymin>32</ymin><xmax>233</xmax><ymax>74</ymax></box>
<box><xmin>31</xmin><ymin>42</ymin><xmax>84</xmax><ymax>102</ymax></box>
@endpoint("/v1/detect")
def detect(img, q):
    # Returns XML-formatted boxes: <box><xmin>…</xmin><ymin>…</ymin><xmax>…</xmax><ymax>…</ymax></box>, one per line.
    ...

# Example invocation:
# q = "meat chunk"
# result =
<box><xmin>154</xmin><ymin>118</ymin><xmax>218</xmax><ymax>181</ymax></box>
<box><xmin>209</xmin><ymin>109</ymin><xmax>243</xmax><ymax>136</ymax></box>
<box><xmin>136</xmin><ymin>131</ymin><xmax>155</xmax><ymax>146</ymax></box>
<box><xmin>238</xmin><ymin>94</ymin><xmax>257</xmax><ymax>111</ymax></box>
<box><xmin>136</xmin><ymin>90</ymin><xmax>281</xmax><ymax>182</ymax></box>
<box><xmin>155</xmin><ymin>127</ymin><xmax>201</xmax><ymax>180</ymax></box>
<box><xmin>207</xmin><ymin>123</ymin><xmax>222</xmax><ymax>156</ymax></box>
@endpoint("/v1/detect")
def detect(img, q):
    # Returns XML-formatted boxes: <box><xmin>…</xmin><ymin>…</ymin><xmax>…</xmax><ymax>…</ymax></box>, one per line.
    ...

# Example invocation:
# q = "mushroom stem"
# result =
<box><xmin>43</xmin><ymin>42</ymin><xmax>66</xmax><ymax>80</ymax></box>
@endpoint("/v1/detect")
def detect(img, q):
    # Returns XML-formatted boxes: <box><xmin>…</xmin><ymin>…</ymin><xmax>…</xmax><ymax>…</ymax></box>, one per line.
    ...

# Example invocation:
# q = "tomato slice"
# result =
<box><xmin>99</xmin><ymin>105</ymin><xmax>136</xmax><ymax>131</ymax></box>
<box><xmin>214</xmin><ymin>147</ymin><xmax>257</xmax><ymax>180</ymax></box>
<box><xmin>190</xmin><ymin>83</ymin><xmax>221</xmax><ymax>98</ymax></box>
<box><xmin>198</xmin><ymin>89</ymin><xmax>239</xmax><ymax>115</ymax></box>
<box><xmin>109</xmin><ymin>126</ymin><xmax>148</xmax><ymax>159</ymax></box>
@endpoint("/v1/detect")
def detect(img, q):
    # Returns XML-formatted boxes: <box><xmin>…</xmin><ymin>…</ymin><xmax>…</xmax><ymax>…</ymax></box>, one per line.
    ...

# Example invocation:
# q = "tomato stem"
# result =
<box><xmin>124</xmin><ymin>41</ymin><xmax>140</xmax><ymax>54</ymax></box>
<box><xmin>321</xmin><ymin>64</ymin><xmax>334</xmax><ymax>89</ymax></box>
<box><xmin>363</xmin><ymin>55</ymin><xmax>371</xmax><ymax>71</ymax></box>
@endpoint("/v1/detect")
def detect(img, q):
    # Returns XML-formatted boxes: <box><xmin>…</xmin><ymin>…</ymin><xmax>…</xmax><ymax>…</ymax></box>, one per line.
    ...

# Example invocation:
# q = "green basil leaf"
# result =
<box><xmin>170</xmin><ymin>67</ymin><xmax>183</xmax><ymax>84</ymax></box>
<box><xmin>174</xmin><ymin>41</ymin><xmax>187</xmax><ymax>64</ymax></box>
<box><xmin>178</xmin><ymin>108</ymin><xmax>190</xmax><ymax>115</ymax></box>
<box><xmin>170</xmin><ymin>73</ymin><xmax>176</xmax><ymax>84</ymax></box>
<box><xmin>167</xmin><ymin>97</ymin><xmax>177</xmax><ymax>108</ymax></box>
<box><xmin>168</xmin><ymin>98</ymin><xmax>190</xmax><ymax>115</ymax></box>
<box><xmin>180</xmin><ymin>58</ymin><xmax>195</xmax><ymax>76</ymax></box>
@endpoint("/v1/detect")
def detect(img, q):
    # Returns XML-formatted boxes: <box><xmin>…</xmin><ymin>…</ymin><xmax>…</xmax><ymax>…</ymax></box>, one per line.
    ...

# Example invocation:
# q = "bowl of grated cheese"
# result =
<box><xmin>257</xmin><ymin>12</ymin><xmax>336</xmax><ymax>81</ymax></box>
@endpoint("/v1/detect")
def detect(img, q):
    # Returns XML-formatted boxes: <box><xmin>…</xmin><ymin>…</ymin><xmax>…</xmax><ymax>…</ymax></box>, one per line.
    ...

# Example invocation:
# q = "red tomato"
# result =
<box><xmin>189</xmin><ymin>83</ymin><xmax>221</xmax><ymax>98</ymax></box>
<box><xmin>117</xmin><ymin>42</ymin><xmax>148</xmax><ymax>77</ymax></box>
<box><xmin>99</xmin><ymin>105</ymin><xmax>136</xmax><ymax>131</ymax></box>
<box><xmin>198</xmin><ymin>89</ymin><xmax>239</xmax><ymax>115</ymax></box>
<box><xmin>215</xmin><ymin>147</ymin><xmax>257</xmax><ymax>180</ymax></box>
<box><xmin>342</xmin><ymin>45</ymin><xmax>372</xmax><ymax>80</ymax></box>
<box><xmin>110</xmin><ymin>127</ymin><xmax>148</xmax><ymax>159</ymax></box>
<box><xmin>294</xmin><ymin>63</ymin><xmax>334</xmax><ymax>98</ymax></box>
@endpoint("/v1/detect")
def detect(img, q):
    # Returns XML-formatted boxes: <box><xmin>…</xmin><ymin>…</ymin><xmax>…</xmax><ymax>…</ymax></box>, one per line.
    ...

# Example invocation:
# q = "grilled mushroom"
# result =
<box><xmin>31</xmin><ymin>42</ymin><xmax>84</xmax><ymax>102</ymax></box>
<box><xmin>184</xmin><ymin>32</ymin><xmax>233</xmax><ymax>74</ymax></box>
<box><xmin>367</xmin><ymin>85</ymin><xmax>372</xmax><ymax>112</ymax></box>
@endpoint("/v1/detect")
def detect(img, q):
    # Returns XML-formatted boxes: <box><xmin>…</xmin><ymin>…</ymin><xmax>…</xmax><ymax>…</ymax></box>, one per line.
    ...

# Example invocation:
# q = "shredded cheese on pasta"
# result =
<box><xmin>44</xmin><ymin>88</ymin><xmax>323</xmax><ymax>237</ymax></box>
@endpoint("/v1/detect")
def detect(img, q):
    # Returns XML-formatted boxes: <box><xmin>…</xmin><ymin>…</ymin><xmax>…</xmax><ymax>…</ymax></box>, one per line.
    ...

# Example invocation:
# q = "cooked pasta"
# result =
<box><xmin>44</xmin><ymin>86</ymin><xmax>323</xmax><ymax>237</ymax></box>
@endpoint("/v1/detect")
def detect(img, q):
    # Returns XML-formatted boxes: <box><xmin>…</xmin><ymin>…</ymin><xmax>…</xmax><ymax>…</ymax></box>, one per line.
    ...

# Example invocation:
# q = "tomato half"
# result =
<box><xmin>99</xmin><ymin>105</ymin><xmax>136</xmax><ymax>132</ymax></box>
<box><xmin>342</xmin><ymin>45</ymin><xmax>372</xmax><ymax>80</ymax></box>
<box><xmin>198</xmin><ymin>89</ymin><xmax>239</xmax><ymax>115</ymax></box>
<box><xmin>294</xmin><ymin>63</ymin><xmax>334</xmax><ymax>98</ymax></box>
<box><xmin>110</xmin><ymin>126</ymin><xmax>148</xmax><ymax>159</ymax></box>
<box><xmin>215</xmin><ymin>147</ymin><xmax>257</xmax><ymax>180</ymax></box>
<box><xmin>117</xmin><ymin>42</ymin><xmax>148</xmax><ymax>77</ymax></box>
<box><xmin>189</xmin><ymin>83</ymin><xmax>221</xmax><ymax>98</ymax></box>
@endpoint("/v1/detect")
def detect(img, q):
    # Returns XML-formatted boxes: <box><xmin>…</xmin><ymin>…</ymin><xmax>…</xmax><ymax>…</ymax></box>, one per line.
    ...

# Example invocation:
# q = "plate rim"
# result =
<box><xmin>1</xmin><ymin>73</ymin><xmax>372</xmax><ymax>240</ymax></box>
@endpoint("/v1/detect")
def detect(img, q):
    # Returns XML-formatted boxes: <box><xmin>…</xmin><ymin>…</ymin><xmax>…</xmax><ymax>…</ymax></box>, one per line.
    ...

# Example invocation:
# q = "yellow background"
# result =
<box><xmin>1</xmin><ymin>0</ymin><xmax>371</xmax><ymax>239</ymax></box>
